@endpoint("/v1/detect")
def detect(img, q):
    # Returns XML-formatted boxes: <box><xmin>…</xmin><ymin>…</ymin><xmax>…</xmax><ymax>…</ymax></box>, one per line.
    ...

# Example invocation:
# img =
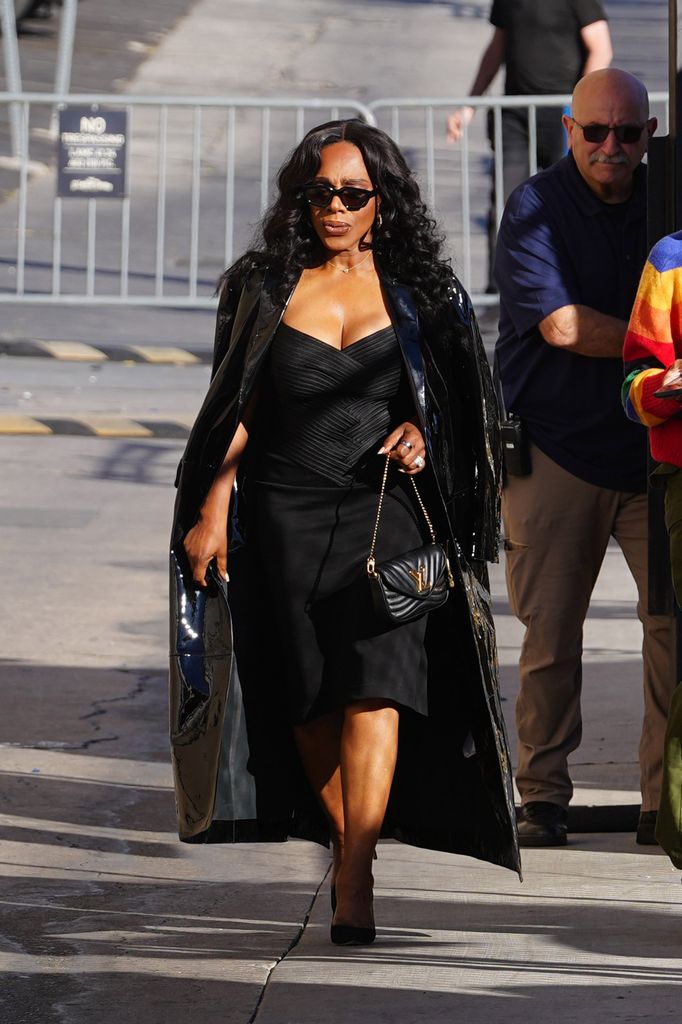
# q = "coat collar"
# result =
<box><xmin>237</xmin><ymin>267</ymin><xmax>294</xmax><ymax>417</ymax></box>
<box><xmin>378</xmin><ymin>272</ymin><xmax>427</xmax><ymax>417</ymax></box>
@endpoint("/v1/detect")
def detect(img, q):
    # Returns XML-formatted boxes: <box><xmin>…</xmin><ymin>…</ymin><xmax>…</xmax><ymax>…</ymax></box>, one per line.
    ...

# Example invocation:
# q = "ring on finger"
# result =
<box><xmin>413</xmin><ymin>455</ymin><xmax>425</xmax><ymax>469</ymax></box>
<box><xmin>398</xmin><ymin>438</ymin><xmax>413</xmax><ymax>450</ymax></box>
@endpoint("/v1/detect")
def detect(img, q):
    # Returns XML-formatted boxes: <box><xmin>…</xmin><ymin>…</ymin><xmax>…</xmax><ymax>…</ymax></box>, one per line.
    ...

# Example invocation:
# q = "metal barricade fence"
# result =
<box><xmin>0</xmin><ymin>91</ymin><xmax>669</xmax><ymax>309</ymax></box>
<box><xmin>0</xmin><ymin>93</ymin><xmax>375</xmax><ymax>307</ymax></box>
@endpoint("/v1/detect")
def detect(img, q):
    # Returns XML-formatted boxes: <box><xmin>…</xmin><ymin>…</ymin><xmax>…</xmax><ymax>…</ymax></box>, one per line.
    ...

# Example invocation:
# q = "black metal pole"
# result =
<box><xmin>649</xmin><ymin>0</ymin><xmax>682</xmax><ymax>685</ymax></box>
<box><xmin>672</xmin><ymin>0</ymin><xmax>682</xmax><ymax>684</ymax></box>
<box><xmin>670</xmin><ymin>0</ymin><xmax>678</xmax><ymax>142</ymax></box>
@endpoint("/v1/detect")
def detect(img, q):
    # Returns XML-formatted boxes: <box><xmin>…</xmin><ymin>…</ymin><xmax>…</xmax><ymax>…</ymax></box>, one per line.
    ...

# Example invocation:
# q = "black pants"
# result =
<box><xmin>487</xmin><ymin>107</ymin><xmax>567</xmax><ymax>290</ymax></box>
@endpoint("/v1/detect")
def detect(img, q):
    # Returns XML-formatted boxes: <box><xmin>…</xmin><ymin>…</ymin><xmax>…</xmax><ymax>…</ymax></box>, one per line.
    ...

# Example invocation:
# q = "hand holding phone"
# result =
<box><xmin>654</xmin><ymin>367</ymin><xmax>682</xmax><ymax>401</ymax></box>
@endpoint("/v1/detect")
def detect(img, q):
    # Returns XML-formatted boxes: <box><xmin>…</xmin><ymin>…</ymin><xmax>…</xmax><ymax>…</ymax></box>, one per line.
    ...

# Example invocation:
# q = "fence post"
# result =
<box><xmin>49</xmin><ymin>0</ymin><xmax>79</xmax><ymax>135</ymax></box>
<box><xmin>54</xmin><ymin>0</ymin><xmax>79</xmax><ymax>97</ymax></box>
<box><xmin>0</xmin><ymin>0</ymin><xmax>24</xmax><ymax>159</ymax></box>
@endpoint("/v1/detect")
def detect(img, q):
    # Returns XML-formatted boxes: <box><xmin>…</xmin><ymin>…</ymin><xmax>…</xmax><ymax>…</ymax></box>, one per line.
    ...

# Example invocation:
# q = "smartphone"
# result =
<box><xmin>653</xmin><ymin>387</ymin><xmax>682</xmax><ymax>400</ymax></box>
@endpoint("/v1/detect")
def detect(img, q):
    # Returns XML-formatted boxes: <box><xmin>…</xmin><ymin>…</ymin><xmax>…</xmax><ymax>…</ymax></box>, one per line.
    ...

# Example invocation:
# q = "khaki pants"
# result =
<box><xmin>503</xmin><ymin>445</ymin><xmax>675</xmax><ymax>811</ymax></box>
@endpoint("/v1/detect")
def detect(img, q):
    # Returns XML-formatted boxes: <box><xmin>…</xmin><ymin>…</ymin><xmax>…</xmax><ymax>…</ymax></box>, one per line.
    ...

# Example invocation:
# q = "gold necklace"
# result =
<box><xmin>327</xmin><ymin>251</ymin><xmax>373</xmax><ymax>274</ymax></box>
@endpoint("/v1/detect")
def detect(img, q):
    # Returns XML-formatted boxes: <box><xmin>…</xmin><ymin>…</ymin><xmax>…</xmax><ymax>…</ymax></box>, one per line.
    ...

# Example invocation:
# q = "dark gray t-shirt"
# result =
<box><xmin>490</xmin><ymin>0</ymin><xmax>607</xmax><ymax>95</ymax></box>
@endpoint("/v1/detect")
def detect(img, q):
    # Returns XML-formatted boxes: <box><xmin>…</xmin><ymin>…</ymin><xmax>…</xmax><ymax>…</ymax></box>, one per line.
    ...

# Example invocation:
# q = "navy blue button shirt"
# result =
<box><xmin>494</xmin><ymin>153</ymin><xmax>648</xmax><ymax>493</ymax></box>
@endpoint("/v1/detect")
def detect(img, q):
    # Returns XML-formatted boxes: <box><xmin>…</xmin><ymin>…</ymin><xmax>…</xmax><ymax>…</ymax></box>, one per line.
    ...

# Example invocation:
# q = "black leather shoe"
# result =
<box><xmin>636</xmin><ymin>810</ymin><xmax>658</xmax><ymax>846</ymax></box>
<box><xmin>517</xmin><ymin>801</ymin><xmax>568</xmax><ymax>847</ymax></box>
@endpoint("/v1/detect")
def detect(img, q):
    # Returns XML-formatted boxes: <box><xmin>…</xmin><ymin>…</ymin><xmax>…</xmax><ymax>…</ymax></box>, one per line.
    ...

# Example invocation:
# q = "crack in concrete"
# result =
<box><xmin>249</xmin><ymin>867</ymin><xmax>332</xmax><ymax>1023</ymax></box>
<box><xmin>76</xmin><ymin>671</ymin><xmax>158</xmax><ymax>751</ymax></box>
<box><xmin>12</xmin><ymin>671</ymin><xmax>160</xmax><ymax>754</ymax></box>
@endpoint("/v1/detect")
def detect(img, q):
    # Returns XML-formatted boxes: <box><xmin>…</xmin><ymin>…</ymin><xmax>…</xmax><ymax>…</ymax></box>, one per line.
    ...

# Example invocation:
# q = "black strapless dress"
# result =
<box><xmin>250</xmin><ymin>322</ymin><xmax>429</xmax><ymax>724</ymax></box>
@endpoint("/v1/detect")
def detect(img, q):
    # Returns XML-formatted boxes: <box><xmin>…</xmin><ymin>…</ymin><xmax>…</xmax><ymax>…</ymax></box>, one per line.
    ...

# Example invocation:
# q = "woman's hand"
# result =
<box><xmin>181</xmin><ymin>414</ymin><xmax>255</xmax><ymax>588</ymax></box>
<box><xmin>379</xmin><ymin>420</ymin><xmax>427</xmax><ymax>475</ymax></box>
<box><xmin>183</xmin><ymin>511</ymin><xmax>228</xmax><ymax>588</ymax></box>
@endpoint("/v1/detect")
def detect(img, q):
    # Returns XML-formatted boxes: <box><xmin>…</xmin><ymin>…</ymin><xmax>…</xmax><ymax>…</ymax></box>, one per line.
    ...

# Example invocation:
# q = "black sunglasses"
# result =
<box><xmin>300</xmin><ymin>183</ymin><xmax>378</xmax><ymax>211</ymax></box>
<box><xmin>570</xmin><ymin>118</ymin><xmax>647</xmax><ymax>144</ymax></box>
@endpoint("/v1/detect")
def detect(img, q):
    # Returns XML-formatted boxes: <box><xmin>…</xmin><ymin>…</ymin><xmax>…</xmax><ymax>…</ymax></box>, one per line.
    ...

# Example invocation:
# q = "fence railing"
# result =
<box><xmin>0</xmin><ymin>90</ymin><xmax>669</xmax><ymax>309</ymax></box>
<box><xmin>0</xmin><ymin>93</ymin><xmax>375</xmax><ymax>307</ymax></box>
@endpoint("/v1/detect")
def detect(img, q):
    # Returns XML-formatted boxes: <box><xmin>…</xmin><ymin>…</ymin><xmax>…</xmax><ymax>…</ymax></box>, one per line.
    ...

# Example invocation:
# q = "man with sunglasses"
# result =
<box><xmin>494</xmin><ymin>68</ymin><xmax>674</xmax><ymax>848</ymax></box>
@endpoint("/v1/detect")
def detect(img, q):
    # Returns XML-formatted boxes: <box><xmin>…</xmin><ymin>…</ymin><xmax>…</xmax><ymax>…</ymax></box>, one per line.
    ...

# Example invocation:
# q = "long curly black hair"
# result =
<box><xmin>221</xmin><ymin>119</ymin><xmax>454</xmax><ymax>322</ymax></box>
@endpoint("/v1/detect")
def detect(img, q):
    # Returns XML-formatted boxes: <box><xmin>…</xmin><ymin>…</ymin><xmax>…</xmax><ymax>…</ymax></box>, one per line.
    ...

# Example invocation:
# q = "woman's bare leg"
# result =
<box><xmin>294</xmin><ymin>710</ymin><xmax>345</xmax><ymax>885</ymax></box>
<box><xmin>335</xmin><ymin>699</ymin><xmax>399</xmax><ymax>928</ymax></box>
<box><xmin>295</xmin><ymin>699</ymin><xmax>399</xmax><ymax>928</ymax></box>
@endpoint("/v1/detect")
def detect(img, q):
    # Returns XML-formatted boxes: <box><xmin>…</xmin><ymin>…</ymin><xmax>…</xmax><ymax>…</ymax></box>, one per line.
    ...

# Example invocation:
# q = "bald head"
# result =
<box><xmin>563</xmin><ymin>67</ymin><xmax>656</xmax><ymax>203</ymax></box>
<box><xmin>572</xmin><ymin>68</ymin><xmax>649</xmax><ymax>123</ymax></box>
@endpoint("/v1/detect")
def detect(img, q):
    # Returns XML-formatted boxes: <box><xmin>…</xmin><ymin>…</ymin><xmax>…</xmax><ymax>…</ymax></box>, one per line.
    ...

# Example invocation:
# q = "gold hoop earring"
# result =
<box><xmin>376</xmin><ymin>212</ymin><xmax>383</xmax><ymax>228</ymax></box>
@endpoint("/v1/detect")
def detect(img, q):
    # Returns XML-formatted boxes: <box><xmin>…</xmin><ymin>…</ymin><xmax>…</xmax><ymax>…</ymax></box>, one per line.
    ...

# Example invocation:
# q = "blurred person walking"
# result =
<box><xmin>623</xmin><ymin>232</ymin><xmax>682</xmax><ymax>867</ymax></box>
<box><xmin>494</xmin><ymin>68</ymin><xmax>674</xmax><ymax>848</ymax></box>
<box><xmin>447</xmin><ymin>1</ymin><xmax>612</xmax><ymax>289</ymax></box>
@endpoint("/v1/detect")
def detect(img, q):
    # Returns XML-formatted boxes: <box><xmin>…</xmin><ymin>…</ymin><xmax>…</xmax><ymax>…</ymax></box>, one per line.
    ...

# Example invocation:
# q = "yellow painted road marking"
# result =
<box><xmin>0</xmin><ymin>415</ymin><xmax>195</xmax><ymax>438</ymax></box>
<box><xmin>0</xmin><ymin>414</ymin><xmax>52</xmax><ymax>435</ymax></box>
<box><xmin>128</xmin><ymin>346</ymin><xmax>200</xmax><ymax>365</ymax></box>
<box><xmin>75</xmin><ymin>416</ymin><xmax>153</xmax><ymax>438</ymax></box>
<box><xmin>38</xmin><ymin>340</ymin><xmax>108</xmax><ymax>361</ymax></box>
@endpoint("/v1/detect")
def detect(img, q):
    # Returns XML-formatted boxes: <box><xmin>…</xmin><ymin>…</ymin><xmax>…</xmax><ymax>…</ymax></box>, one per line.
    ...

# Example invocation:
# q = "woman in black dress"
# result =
<box><xmin>176</xmin><ymin>119</ymin><xmax>518</xmax><ymax>946</ymax></box>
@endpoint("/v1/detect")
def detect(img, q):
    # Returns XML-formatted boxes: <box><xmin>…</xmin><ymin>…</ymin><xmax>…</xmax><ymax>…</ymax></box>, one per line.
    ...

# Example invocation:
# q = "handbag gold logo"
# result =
<box><xmin>408</xmin><ymin>564</ymin><xmax>429</xmax><ymax>593</ymax></box>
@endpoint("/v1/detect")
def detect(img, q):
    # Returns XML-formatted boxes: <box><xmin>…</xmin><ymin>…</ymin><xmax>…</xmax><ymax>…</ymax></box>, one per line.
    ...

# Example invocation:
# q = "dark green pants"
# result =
<box><xmin>657</xmin><ymin>680</ymin><xmax>682</xmax><ymax>867</ymax></box>
<box><xmin>656</xmin><ymin>465</ymin><xmax>682</xmax><ymax>866</ymax></box>
<box><xmin>662</xmin><ymin>465</ymin><xmax>682</xmax><ymax>607</ymax></box>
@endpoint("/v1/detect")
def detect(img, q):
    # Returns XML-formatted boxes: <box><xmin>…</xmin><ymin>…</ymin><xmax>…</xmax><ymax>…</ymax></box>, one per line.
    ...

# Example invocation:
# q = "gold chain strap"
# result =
<box><xmin>408</xmin><ymin>474</ymin><xmax>436</xmax><ymax>544</ymax></box>
<box><xmin>367</xmin><ymin>454</ymin><xmax>436</xmax><ymax>578</ymax></box>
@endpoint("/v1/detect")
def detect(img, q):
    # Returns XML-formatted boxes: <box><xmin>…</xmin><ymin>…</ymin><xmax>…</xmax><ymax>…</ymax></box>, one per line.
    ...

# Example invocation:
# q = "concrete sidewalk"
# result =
<box><xmin>1</xmin><ymin>435</ymin><xmax>680</xmax><ymax>1023</ymax></box>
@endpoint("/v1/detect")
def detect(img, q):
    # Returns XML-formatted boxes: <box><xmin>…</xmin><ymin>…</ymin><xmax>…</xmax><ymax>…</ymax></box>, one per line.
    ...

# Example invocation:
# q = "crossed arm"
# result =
<box><xmin>539</xmin><ymin>304</ymin><xmax>627</xmax><ymax>358</ymax></box>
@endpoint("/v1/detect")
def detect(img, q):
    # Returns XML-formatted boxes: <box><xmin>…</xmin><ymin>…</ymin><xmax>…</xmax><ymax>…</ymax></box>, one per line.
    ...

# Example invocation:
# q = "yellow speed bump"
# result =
<box><xmin>39</xmin><ymin>340</ymin><xmax>108</xmax><ymax>361</ymax></box>
<box><xmin>0</xmin><ymin>414</ymin><xmax>52</xmax><ymax>435</ymax></box>
<box><xmin>128</xmin><ymin>346</ymin><xmax>200</xmax><ymax>365</ymax></box>
<box><xmin>76</xmin><ymin>416</ymin><xmax>154</xmax><ymax>438</ymax></box>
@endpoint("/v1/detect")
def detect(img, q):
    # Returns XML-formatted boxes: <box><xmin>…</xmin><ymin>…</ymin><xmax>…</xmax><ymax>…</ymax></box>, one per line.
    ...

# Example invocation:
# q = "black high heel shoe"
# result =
<box><xmin>330</xmin><ymin>923</ymin><xmax>376</xmax><ymax>946</ymax></box>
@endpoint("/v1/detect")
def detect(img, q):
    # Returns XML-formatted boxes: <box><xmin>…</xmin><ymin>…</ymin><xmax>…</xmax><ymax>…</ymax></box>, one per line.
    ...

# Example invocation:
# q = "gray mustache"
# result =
<box><xmin>589</xmin><ymin>154</ymin><xmax>628</xmax><ymax>165</ymax></box>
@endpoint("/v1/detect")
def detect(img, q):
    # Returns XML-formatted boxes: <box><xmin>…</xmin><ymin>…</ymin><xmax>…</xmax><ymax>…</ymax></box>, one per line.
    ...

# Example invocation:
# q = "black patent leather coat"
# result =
<box><xmin>169</xmin><ymin>264</ymin><xmax>520</xmax><ymax>876</ymax></box>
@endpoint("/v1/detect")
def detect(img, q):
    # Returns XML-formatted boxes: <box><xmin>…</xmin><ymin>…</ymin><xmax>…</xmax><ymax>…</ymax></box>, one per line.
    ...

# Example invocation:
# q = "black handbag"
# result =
<box><xmin>366</xmin><ymin>455</ymin><xmax>454</xmax><ymax>626</ymax></box>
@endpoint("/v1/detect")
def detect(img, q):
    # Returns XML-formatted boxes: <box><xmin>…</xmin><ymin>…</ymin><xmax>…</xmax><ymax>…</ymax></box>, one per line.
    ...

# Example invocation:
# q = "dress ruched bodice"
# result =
<box><xmin>250</xmin><ymin>316</ymin><xmax>428</xmax><ymax>724</ymax></box>
<box><xmin>262</xmin><ymin>322</ymin><xmax>403</xmax><ymax>485</ymax></box>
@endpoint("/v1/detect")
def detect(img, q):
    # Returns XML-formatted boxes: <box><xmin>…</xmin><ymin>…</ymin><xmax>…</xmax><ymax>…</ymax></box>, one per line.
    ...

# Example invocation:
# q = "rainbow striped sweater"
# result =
<box><xmin>623</xmin><ymin>231</ymin><xmax>682</xmax><ymax>467</ymax></box>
